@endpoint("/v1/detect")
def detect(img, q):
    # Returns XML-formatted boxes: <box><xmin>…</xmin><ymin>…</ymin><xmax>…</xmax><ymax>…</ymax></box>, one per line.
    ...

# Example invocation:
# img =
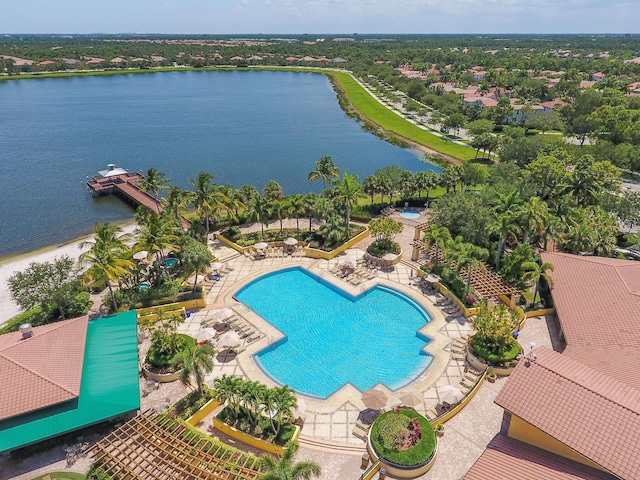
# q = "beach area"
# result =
<box><xmin>0</xmin><ymin>222</ymin><xmax>137</xmax><ymax>328</ymax></box>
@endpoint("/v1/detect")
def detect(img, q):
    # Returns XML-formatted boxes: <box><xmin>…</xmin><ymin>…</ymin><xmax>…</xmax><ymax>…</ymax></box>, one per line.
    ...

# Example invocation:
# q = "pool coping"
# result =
<box><xmin>218</xmin><ymin>260</ymin><xmax>454</xmax><ymax>415</ymax></box>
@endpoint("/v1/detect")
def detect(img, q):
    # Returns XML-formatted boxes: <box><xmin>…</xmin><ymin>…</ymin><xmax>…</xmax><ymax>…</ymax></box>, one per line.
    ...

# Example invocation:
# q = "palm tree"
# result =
<box><xmin>212</xmin><ymin>375</ymin><xmax>246</xmax><ymax>420</ymax></box>
<box><xmin>181</xmin><ymin>238</ymin><xmax>213</xmax><ymax>293</ymax></box>
<box><xmin>517</xmin><ymin>196</ymin><xmax>549</xmax><ymax>245</ymax></box>
<box><xmin>422</xmin><ymin>225</ymin><xmax>452</xmax><ymax>265</ymax></box>
<box><xmin>285</xmin><ymin>194</ymin><xmax>306</xmax><ymax>232</ymax></box>
<box><xmin>399</xmin><ymin>171</ymin><xmax>415</xmax><ymax>200</ymax></box>
<box><xmin>241</xmin><ymin>380</ymin><xmax>268</xmax><ymax>431</ymax></box>
<box><xmin>333</xmin><ymin>172</ymin><xmax>362</xmax><ymax>241</ymax></box>
<box><xmin>414</xmin><ymin>170</ymin><xmax>438</xmax><ymax>200</ymax></box>
<box><xmin>362</xmin><ymin>175</ymin><xmax>379</xmax><ymax>205</ymax></box>
<box><xmin>189</xmin><ymin>172</ymin><xmax>216</xmax><ymax>232</ymax></box>
<box><xmin>486</xmin><ymin>213</ymin><xmax>521</xmax><ymax>270</ymax></box>
<box><xmin>263</xmin><ymin>180</ymin><xmax>284</xmax><ymax>202</ymax></box>
<box><xmin>247</xmin><ymin>196</ymin><xmax>272</xmax><ymax>239</ymax></box>
<box><xmin>264</xmin><ymin>385</ymin><xmax>297</xmax><ymax>438</ymax></box>
<box><xmin>521</xmin><ymin>261</ymin><xmax>555</xmax><ymax>303</ymax></box>
<box><xmin>139</xmin><ymin>168</ymin><xmax>170</xmax><ymax>204</ymax></box>
<box><xmin>271</xmin><ymin>199</ymin><xmax>287</xmax><ymax>234</ymax></box>
<box><xmin>444</xmin><ymin>235</ymin><xmax>466</xmax><ymax>269</ymax></box>
<box><xmin>439</xmin><ymin>168</ymin><xmax>461</xmax><ymax>194</ymax></box>
<box><xmin>456</xmin><ymin>243</ymin><xmax>489</xmax><ymax>296</ymax></box>
<box><xmin>135</xmin><ymin>210</ymin><xmax>179</xmax><ymax>283</ymax></box>
<box><xmin>259</xmin><ymin>441</ymin><xmax>321</xmax><ymax>480</ymax></box>
<box><xmin>161</xmin><ymin>186</ymin><xmax>188</xmax><ymax>225</ymax></box>
<box><xmin>79</xmin><ymin>223</ymin><xmax>134</xmax><ymax>312</ymax></box>
<box><xmin>308</xmin><ymin>155</ymin><xmax>339</xmax><ymax>190</ymax></box>
<box><xmin>173</xmin><ymin>344</ymin><xmax>215</xmax><ymax>395</ymax></box>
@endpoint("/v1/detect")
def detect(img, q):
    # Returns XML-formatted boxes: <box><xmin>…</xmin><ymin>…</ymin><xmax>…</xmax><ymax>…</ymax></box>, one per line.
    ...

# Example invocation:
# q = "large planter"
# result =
<box><xmin>367</xmin><ymin>410</ymin><xmax>437</xmax><ymax>479</ymax></box>
<box><xmin>143</xmin><ymin>365</ymin><xmax>182</xmax><ymax>383</ymax></box>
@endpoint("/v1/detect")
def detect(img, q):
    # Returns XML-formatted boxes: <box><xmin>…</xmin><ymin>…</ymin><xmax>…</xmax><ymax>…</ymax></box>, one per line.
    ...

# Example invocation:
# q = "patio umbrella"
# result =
<box><xmin>382</xmin><ymin>253</ymin><xmax>398</xmax><ymax>262</ymax></box>
<box><xmin>362</xmin><ymin>387</ymin><xmax>388</xmax><ymax>410</ymax></box>
<box><xmin>342</xmin><ymin>254</ymin><xmax>355</xmax><ymax>265</ymax></box>
<box><xmin>254</xmin><ymin>242</ymin><xmax>268</xmax><ymax>250</ymax></box>
<box><xmin>210</xmin><ymin>261</ymin><xmax>223</xmax><ymax>272</ymax></box>
<box><xmin>133</xmin><ymin>250</ymin><xmax>148</xmax><ymax>261</ymax></box>
<box><xmin>284</xmin><ymin>237</ymin><xmax>298</xmax><ymax>246</ymax></box>
<box><xmin>437</xmin><ymin>385</ymin><xmax>464</xmax><ymax>405</ymax></box>
<box><xmin>213</xmin><ymin>307</ymin><xmax>235</xmax><ymax>322</ymax></box>
<box><xmin>196</xmin><ymin>329</ymin><xmax>215</xmax><ymax>343</ymax></box>
<box><xmin>425</xmin><ymin>273</ymin><xmax>441</xmax><ymax>283</ymax></box>
<box><xmin>218</xmin><ymin>330</ymin><xmax>241</xmax><ymax>349</ymax></box>
<box><xmin>398</xmin><ymin>391</ymin><xmax>423</xmax><ymax>407</ymax></box>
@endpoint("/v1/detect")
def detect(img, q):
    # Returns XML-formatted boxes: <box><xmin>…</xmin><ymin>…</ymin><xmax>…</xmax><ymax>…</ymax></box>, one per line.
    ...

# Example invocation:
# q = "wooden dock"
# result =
<box><xmin>87</xmin><ymin>165</ymin><xmax>161</xmax><ymax>214</ymax></box>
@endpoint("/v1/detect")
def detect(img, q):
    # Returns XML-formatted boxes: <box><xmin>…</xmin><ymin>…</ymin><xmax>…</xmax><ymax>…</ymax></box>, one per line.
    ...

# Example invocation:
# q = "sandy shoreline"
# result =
<box><xmin>0</xmin><ymin>221</ymin><xmax>137</xmax><ymax>327</ymax></box>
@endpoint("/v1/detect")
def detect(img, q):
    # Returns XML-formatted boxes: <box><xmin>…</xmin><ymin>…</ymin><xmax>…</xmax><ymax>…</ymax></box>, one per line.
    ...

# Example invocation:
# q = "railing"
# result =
<box><xmin>358</xmin><ymin>458</ymin><xmax>382</xmax><ymax>480</ymax></box>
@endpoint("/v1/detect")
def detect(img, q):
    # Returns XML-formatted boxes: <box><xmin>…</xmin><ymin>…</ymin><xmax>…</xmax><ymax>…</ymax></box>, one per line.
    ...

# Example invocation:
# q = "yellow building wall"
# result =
<box><xmin>508</xmin><ymin>415</ymin><xmax>609</xmax><ymax>473</ymax></box>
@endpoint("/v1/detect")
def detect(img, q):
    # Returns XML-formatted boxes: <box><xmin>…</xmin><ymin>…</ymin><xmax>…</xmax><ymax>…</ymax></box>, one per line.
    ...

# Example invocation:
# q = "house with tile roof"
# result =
<box><xmin>0</xmin><ymin>311</ymin><xmax>140</xmax><ymax>453</ymax></box>
<box><xmin>465</xmin><ymin>252</ymin><xmax>640</xmax><ymax>479</ymax></box>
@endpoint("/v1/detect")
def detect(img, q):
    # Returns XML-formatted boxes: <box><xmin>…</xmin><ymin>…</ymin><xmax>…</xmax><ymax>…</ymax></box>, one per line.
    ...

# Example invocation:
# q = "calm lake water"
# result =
<box><xmin>0</xmin><ymin>70</ymin><xmax>438</xmax><ymax>258</ymax></box>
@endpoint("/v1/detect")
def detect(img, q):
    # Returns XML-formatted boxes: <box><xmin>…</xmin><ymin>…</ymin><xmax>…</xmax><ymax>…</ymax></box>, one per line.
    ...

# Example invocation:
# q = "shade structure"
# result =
<box><xmin>196</xmin><ymin>329</ymin><xmax>215</xmax><ymax>343</ymax></box>
<box><xmin>362</xmin><ymin>387</ymin><xmax>388</xmax><ymax>410</ymax></box>
<box><xmin>437</xmin><ymin>385</ymin><xmax>464</xmax><ymax>405</ymax></box>
<box><xmin>342</xmin><ymin>254</ymin><xmax>355</xmax><ymax>265</ymax></box>
<box><xmin>254</xmin><ymin>242</ymin><xmax>268</xmax><ymax>250</ymax></box>
<box><xmin>425</xmin><ymin>273</ymin><xmax>441</xmax><ymax>283</ymax></box>
<box><xmin>398</xmin><ymin>391</ymin><xmax>423</xmax><ymax>407</ymax></box>
<box><xmin>213</xmin><ymin>307</ymin><xmax>235</xmax><ymax>322</ymax></box>
<box><xmin>284</xmin><ymin>237</ymin><xmax>298</xmax><ymax>246</ymax></box>
<box><xmin>218</xmin><ymin>330</ymin><xmax>241</xmax><ymax>349</ymax></box>
<box><xmin>211</xmin><ymin>262</ymin><xmax>223</xmax><ymax>271</ymax></box>
<box><xmin>133</xmin><ymin>250</ymin><xmax>148</xmax><ymax>261</ymax></box>
<box><xmin>382</xmin><ymin>253</ymin><xmax>398</xmax><ymax>262</ymax></box>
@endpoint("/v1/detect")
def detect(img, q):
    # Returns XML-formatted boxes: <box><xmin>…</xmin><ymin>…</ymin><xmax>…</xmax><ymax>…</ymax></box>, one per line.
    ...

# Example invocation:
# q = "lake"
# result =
<box><xmin>0</xmin><ymin>70</ymin><xmax>438</xmax><ymax>258</ymax></box>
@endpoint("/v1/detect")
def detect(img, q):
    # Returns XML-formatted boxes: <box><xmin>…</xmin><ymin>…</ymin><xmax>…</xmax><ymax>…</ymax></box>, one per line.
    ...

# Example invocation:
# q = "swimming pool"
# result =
<box><xmin>400</xmin><ymin>209</ymin><xmax>421</xmax><ymax>219</ymax></box>
<box><xmin>164</xmin><ymin>257</ymin><xmax>178</xmax><ymax>267</ymax></box>
<box><xmin>235</xmin><ymin>267</ymin><xmax>432</xmax><ymax>398</ymax></box>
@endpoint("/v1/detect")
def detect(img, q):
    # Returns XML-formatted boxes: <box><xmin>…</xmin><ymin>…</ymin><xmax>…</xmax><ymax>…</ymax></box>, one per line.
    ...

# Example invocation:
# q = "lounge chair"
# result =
<box><xmin>246</xmin><ymin>333</ymin><xmax>261</xmax><ymax>343</ymax></box>
<box><xmin>352</xmin><ymin>424</ymin><xmax>368</xmax><ymax>440</ymax></box>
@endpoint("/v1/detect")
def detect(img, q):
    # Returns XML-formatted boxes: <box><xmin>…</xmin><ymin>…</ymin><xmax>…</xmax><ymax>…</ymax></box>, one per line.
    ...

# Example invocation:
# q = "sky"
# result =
<box><xmin>1</xmin><ymin>0</ymin><xmax>638</xmax><ymax>35</ymax></box>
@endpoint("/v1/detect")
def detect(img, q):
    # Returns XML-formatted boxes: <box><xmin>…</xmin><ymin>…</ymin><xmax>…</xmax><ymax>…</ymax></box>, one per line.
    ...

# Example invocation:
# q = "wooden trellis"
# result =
<box><xmin>90</xmin><ymin>411</ymin><xmax>263</xmax><ymax>480</ymax></box>
<box><xmin>412</xmin><ymin>239</ymin><xmax>520</xmax><ymax>299</ymax></box>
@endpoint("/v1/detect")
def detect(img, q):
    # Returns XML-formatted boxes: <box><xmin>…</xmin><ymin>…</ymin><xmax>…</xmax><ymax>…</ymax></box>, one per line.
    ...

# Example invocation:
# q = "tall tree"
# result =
<box><xmin>258</xmin><ymin>441</ymin><xmax>321</xmax><ymax>480</ymax></box>
<box><xmin>486</xmin><ymin>213</ymin><xmax>521</xmax><ymax>271</ymax></box>
<box><xmin>173</xmin><ymin>344</ymin><xmax>215</xmax><ymax>395</ymax></box>
<box><xmin>181</xmin><ymin>238</ymin><xmax>213</xmax><ymax>293</ymax></box>
<box><xmin>517</xmin><ymin>196</ymin><xmax>549</xmax><ymax>245</ymax></box>
<box><xmin>247</xmin><ymin>196</ymin><xmax>272</xmax><ymax>239</ymax></box>
<box><xmin>285</xmin><ymin>194</ymin><xmax>306</xmax><ymax>232</ymax></box>
<box><xmin>139</xmin><ymin>168</ymin><xmax>170</xmax><ymax>203</ymax></box>
<box><xmin>422</xmin><ymin>224</ymin><xmax>451</xmax><ymax>265</ymax></box>
<box><xmin>79</xmin><ymin>223</ymin><xmax>134</xmax><ymax>312</ymax></box>
<box><xmin>263</xmin><ymin>180</ymin><xmax>284</xmax><ymax>202</ymax></box>
<box><xmin>333</xmin><ymin>172</ymin><xmax>362</xmax><ymax>242</ymax></box>
<box><xmin>308</xmin><ymin>155</ymin><xmax>340</xmax><ymax>190</ymax></box>
<box><xmin>456</xmin><ymin>243</ymin><xmax>489</xmax><ymax>296</ymax></box>
<box><xmin>521</xmin><ymin>261</ymin><xmax>555</xmax><ymax>303</ymax></box>
<box><xmin>414</xmin><ymin>170</ymin><xmax>438</xmax><ymax>200</ymax></box>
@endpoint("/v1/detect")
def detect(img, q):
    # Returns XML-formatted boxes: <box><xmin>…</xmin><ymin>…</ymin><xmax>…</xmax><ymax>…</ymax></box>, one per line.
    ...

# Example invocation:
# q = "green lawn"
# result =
<box><xmin>31</xmin><ymin>473</ymin><xmax>85</xmax><ymax>480</ymax></box>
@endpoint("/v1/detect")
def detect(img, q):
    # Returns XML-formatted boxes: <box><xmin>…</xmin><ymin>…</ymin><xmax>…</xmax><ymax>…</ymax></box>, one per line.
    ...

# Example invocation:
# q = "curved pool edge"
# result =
<box><xmin>220</xmin><ymin>261</ymin><xmax>455</xmax><ymax>414</ymax></box>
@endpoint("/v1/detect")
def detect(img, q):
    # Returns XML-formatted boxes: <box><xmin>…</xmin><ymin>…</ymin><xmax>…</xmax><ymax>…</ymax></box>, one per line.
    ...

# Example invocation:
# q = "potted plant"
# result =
<box><xmin>487</xmin><ymin>371</ymin><xmax>497</xmax><ymax>383</ymax></box>
<box><xmin>435</xmin><ymin>423</ymin><xmax>445</xmax><ymax>437</ymax></box>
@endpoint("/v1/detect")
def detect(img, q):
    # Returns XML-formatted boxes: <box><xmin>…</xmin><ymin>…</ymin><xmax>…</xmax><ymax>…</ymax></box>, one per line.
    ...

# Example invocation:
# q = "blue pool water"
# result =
<box><xmin>164</xmin><ymin>258</ymin><xmax>178</xmax><ymax>267</ymax></box>
<box><xmin>400</xmin><ymin>209</ymin><xmax>421</xmax><ymax>219</ymax></box>
<box><xmin>235</xmin><ymin>267</ymin><xmax>432</xmax><ymax>398</ymax></box>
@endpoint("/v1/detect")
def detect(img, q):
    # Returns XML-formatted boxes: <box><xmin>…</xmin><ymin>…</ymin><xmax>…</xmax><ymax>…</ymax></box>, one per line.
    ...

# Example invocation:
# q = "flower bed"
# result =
<box><xmin>146</xmin><ymin>333</ymin><xmax>196</xmax><ymax>373</ymax></box>
<box><xmin>370</xmin><ymin>409</ymin><xmax>436</xmax><ymax>467</ymax></box>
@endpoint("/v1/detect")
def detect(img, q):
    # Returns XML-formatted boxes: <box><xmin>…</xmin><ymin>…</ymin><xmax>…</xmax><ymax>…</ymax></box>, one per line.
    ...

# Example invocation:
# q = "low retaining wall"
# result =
<box><xmin>367</xmin><ymin>430</ymin><xmax>438</xmax><ymax>479</ymax></box>
<box><xmin>466</xmin><ymin>348</ymin><xmax>517</xmax><ymax>377</ymax></box>
<box><xmin>212</xmin><ymin>418</ymin><xmax>300</xmax><ymax>456</ymax></box>
<box><xmin>143</xmin><ymin>367</ymin><xmax>182</xmax><ymax>383</ymax></box>
<box><xmin>186</xmin><ymin>399</ymin><xmax>221</xmax><ymax>426</ymax></box>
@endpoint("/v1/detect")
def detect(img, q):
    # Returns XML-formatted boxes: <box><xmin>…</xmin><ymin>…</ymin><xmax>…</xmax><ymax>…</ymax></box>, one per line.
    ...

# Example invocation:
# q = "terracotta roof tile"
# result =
<box><xmin>540</xmin><ymin>252</ymin><xmax>640</xmax><ymax>347</ymax></box>
<box><xmin>495</xmin><ymin>346</ymin><xmax>640</xmax><ymax>479</ymax></box>
<box><xmin>464</xmin><ymin>434</ymin><xmax>617</xmax><ymax>480</ymax></box>
<box><xmin>0</xmin><ymin>316</ymin><xmax>88</xmax><ymax>420</ymax></box>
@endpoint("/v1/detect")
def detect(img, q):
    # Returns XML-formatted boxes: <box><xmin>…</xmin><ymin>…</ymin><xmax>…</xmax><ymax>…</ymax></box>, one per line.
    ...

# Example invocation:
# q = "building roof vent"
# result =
<box><xmin>19</xmin><ymin>323</ymin><xmax>33</xmax><ymax>339</ymax></box>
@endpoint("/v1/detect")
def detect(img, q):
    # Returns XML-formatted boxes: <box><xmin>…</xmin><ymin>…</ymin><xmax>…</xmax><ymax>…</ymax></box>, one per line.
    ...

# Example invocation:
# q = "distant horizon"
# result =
<box><xmin>3</xmin><ymin>32</ymin><xmax>640</xmax><ymax>37</ymax></box>
<box><xmin>1</xmin><ymin>0</ymin><xmax>638</xmax><ymax>36</ymax></box>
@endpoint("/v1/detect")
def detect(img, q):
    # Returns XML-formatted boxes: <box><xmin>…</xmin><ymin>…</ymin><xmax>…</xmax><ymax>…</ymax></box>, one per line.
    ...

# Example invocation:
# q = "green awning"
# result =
<box><xmin>0</xmin><ymin>310</ymin><xmax>141</xmax><ymax>452</ymax></box>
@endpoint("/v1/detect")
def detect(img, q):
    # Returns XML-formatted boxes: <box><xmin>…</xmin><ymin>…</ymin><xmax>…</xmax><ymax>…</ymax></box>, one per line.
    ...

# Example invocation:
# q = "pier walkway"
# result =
<box><xmin>87</xmin><ymin>165</ymin><xmax>161</xmax><ymax>214</ymax></box>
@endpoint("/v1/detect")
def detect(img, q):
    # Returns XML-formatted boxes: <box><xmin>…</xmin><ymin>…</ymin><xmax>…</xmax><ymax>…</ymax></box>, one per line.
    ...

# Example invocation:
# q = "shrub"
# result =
<box><xmin>216</xmin><ymin>406</ymin><xmax>297</xmax><ymax>447</ymax></box>
<box><xmin>450</xmin><ymin>276</ymin><xmax>466</xmax><ymax>299</ymax></box>
<box><xmin>0</xmin><ymin>307</ymin><xmax>46</xmax><ymax>335</ymax></box>
<box><xmin>147</xmin><ymin>333</ymin><xmax>195</xmax><ymax>369</ymax></box>
<box><xmin>378</xmin><ymin>412</ymin><xmax>411</xmax><ymax>450</ymax></box>
<box><xmin>470</xmin><ymin>302</ymin><xmax>520</xmax><ymax>364</ymax></box>
<box><xmin>367</xmin><ymin>239</ymin><xmax>401</xmax><ymax>257</ymax></box>
<box><xmin>465</xmin><ymin>294</ymin><xmax>479</xmax><ymax>306</ymax></box>
<box><xmin>171</xmin><ymin>384</ymin><xmax>217</xmax><ymax>420</ymax></box>
<box><xmin>370</xmin><ymin>409</ymin><xmax>436</xmax><ymax>467</ymax></box>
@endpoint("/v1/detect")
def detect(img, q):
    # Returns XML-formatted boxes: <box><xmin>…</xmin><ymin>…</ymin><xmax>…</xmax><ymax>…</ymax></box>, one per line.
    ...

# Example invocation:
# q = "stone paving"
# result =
<box><xmin>1</xmin><ymin>214</ymin><xmax>558</xmax><ymax>480</ymax></box>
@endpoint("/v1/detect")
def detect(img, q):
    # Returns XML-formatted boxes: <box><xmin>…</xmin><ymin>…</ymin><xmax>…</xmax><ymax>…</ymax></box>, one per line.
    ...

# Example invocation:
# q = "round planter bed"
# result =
<box><xmin>366</xmin><ymin>409</ymin><xmax>437</xmax><ymax>478</ymax></box>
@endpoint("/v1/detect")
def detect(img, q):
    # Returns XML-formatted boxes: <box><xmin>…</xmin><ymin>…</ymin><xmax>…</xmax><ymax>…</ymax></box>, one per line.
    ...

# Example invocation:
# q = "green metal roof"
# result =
<box><xmin>0</xmin><ymin>310</ymin><xmax>141</xmax><ymax>452</ymax></box>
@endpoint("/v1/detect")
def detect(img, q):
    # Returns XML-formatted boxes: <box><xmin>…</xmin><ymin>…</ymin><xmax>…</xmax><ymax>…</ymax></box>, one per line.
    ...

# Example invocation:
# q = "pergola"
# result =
<box><xmin>412</xmin><ymin>239</ymin><xmax>520</xmax><ymax>299</ymax></box>
<box><xmin>90</xmin><ymin>411</ymin><xmax>263</xmax><ymax>480</ymax></box>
